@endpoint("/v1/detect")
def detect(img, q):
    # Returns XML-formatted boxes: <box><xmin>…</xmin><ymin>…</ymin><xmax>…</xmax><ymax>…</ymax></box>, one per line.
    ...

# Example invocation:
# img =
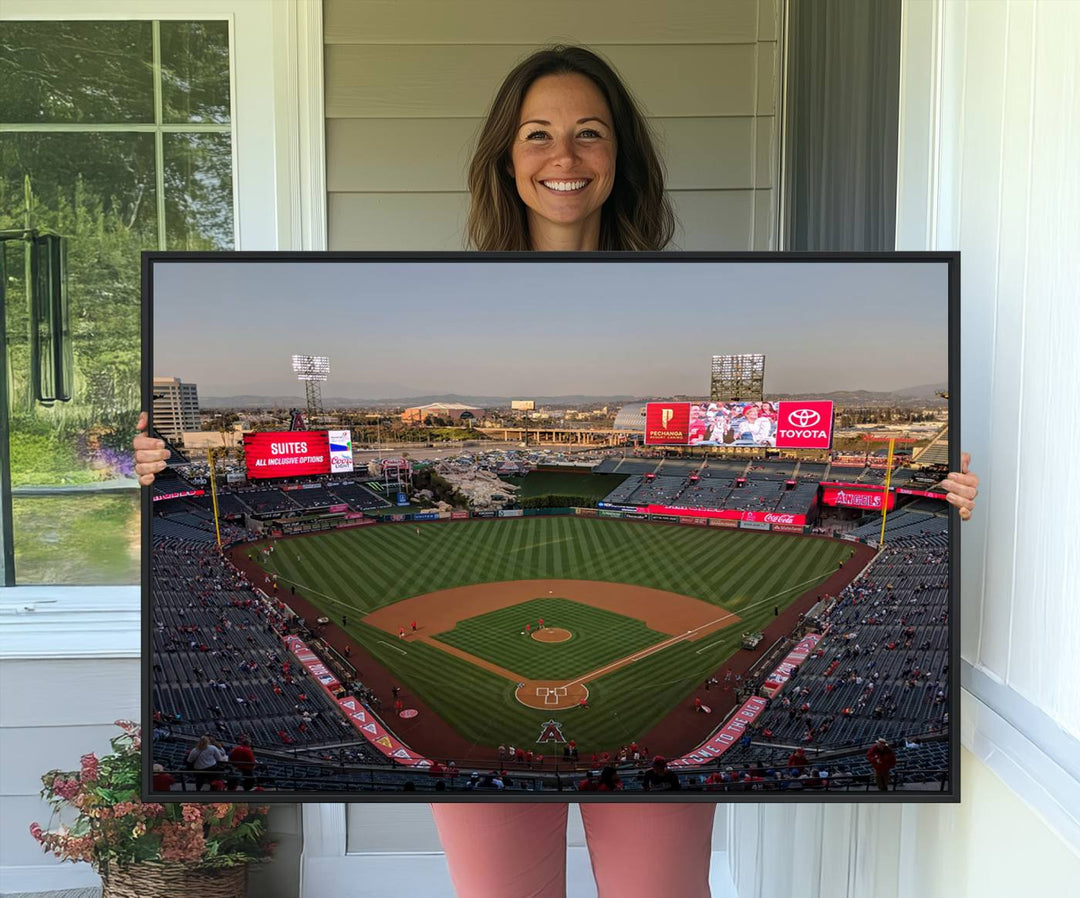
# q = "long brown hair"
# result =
<box><xmin>467</xmin><ymin>46</ymin><xmax>675</xmax><ymax>251</ymax></box>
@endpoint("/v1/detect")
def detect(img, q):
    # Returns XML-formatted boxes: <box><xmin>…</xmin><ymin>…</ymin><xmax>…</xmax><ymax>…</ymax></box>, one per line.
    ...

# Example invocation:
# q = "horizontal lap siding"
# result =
<box><xmin>325</xmin><ymin>1</ymin><xmax>781</xmax><ymax>250</ymax></box>
<box><xmin>324</xmin><ymin>0</ymin><xmax>761</xmax><ymax>45</ymax></box>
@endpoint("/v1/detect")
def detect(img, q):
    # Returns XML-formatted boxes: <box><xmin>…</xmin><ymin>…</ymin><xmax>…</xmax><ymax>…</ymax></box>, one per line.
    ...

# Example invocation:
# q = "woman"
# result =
<box><xmin>136</xmin><ymin>44</ymin><xmax>980</xmax><ymax>898</ymax></box>
<box><xmin>185</xmin><ymin>734</ymin><xmax>227</xmax><ymax>791</ymax></box>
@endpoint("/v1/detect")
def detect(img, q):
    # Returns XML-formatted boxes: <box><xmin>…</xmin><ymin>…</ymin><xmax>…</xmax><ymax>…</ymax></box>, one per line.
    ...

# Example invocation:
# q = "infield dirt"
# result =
<box><xmin>363</xmin><ymin>579</ymin><xmax>740</xmax><ymax>711</ymax></box>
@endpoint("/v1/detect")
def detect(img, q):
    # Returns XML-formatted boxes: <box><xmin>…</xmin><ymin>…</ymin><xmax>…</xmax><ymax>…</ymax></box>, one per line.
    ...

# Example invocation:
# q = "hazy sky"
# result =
<box><xmin>152</xmin><ymin>259</ymin><xmax>949</xmax><ymax>399</ymax></box>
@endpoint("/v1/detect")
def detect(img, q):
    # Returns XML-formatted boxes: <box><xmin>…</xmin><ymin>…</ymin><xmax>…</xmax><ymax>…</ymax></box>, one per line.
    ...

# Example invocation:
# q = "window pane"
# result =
<box><xmin>3</xmin><ymin>131</ymin><xmax>151</xmax><ymax>587</ymax></box>
<box><xmin>0</xmin><ymin>21</ymin><xmax>154</xmax><ymax>124</ymax></box>
<box><xmin>12</xmin><ymin>493</ymin><xmax>140</xmax><ymax>585</ymax></box>
<box><xmin>2</xmin><ymin>133</ymin><xmax>154</xmax><ymax>486</ymax></box>
<box><xmin>160</xmin><ymin>21</ymin><xmax>232</xmax><ymax>124</ymax></box>
<box><xmin>164</xmin><ymin>133</ymin><xmax>235</xmax><ymax>250</ymax></box>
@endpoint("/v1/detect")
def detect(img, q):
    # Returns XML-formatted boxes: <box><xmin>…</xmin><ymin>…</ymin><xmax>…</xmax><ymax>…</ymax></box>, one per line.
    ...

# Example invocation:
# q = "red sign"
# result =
<box><xmin>761</xmin><ymin>633</ymin><xmax>821</xmax><ymax>696</ymax></box>
<box><xmin>152</xmin><ymin>489</ymin><xmax>205</xmax><ymax>503</ymax></box>
<box><xmin>644</xmin><ymin>402</ymin><xmax>691</xmax><ymax>445</ymax></box>
<box><xmin>669</xmin><ymin>696</ymin><xmax>769</xmax><ymax>767</ymax></box>
<box><xmin>776</xmin><ymin>401</ymin><xmax>834</xmax><ymax>449</ymax></box>
<box><xmin>284</xmin><ymin>635</ymin><xmax>431</xmax><ymax>768</ymax></box>
<box><xmin>896</xmin><ymin>487</ymin><xmax>948</xmax><ymax>500</ymax></box>
<box><xmin>243</xmin><ymin>431</ymin><xmax>330</xmax><ymax>479</ymax></box>
<box><xmin>284</xmin><ymin>635</ymin><xmax>342</xmax><ymax>691</ymax></box>
<box><xmin>329</xmin><ymin>503</ymin><xmax>348</xmax><ymax>513</ymax></box>
<box><xmin>642</xmin><ymin>504</ymin><xmax>807</xmax><ymax>525</ymax></box>
<box><xmin>821</xmin><ymin>486</ymin><xmax>896</xmax><ymax>510</ymax></box>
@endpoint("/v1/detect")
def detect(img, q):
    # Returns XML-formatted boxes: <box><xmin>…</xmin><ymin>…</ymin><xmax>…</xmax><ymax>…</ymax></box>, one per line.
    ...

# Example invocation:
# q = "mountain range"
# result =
<box><xmin>199</xmin><ymin>383</ymin><xmax>948</xmax><ymax>409</ymax></box>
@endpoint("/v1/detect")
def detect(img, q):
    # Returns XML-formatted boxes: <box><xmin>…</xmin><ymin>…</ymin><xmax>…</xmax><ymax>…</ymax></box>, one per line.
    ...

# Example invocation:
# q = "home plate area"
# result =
<box><xmin>516</xmin><ymin>680</ymin><xmax>589</xmax><ymax>710</ymax></box>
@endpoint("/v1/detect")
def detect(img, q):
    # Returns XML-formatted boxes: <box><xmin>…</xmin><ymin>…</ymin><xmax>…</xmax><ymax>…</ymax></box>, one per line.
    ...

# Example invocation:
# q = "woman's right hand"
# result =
<box><xmin>134</xmin><ymin>411</ymin><xmax>169</xmax><ymax>486</ymax></box>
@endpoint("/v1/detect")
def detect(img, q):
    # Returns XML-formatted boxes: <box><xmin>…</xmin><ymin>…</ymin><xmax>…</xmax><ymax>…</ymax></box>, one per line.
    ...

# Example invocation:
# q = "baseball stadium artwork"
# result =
<box><xmin>143</xmin><ymin>253</ymin><xmax>959</xmax><ymax>802</ymax></box>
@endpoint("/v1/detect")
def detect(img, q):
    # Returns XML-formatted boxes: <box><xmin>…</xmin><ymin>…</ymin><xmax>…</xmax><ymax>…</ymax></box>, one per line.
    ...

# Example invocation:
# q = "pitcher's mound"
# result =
<box><xmin>532</xmin><ymin>627</ymin><xmax>572</xmax><ymax>643</ymax></box>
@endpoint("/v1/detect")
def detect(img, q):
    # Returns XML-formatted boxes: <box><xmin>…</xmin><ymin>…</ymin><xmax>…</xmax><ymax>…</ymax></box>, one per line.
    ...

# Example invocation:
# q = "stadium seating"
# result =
<box><xmin>326</xmin><ymin>480</ymin><xmax>391</xmax><ymax>510</ymax></box>
<box><xmin>715</xmin><ymin>531</ymin><xmax>949</xmax><ymax>782</ymax></box>
<box><xmin>150</xmin><ymin>532</ymin><xmax>390</xmax><ymax>780</ymax></box>
<box><xmin>240</xmin><ymin>489</ymin><xmax>301</xmax><ymax>515</ymax></box>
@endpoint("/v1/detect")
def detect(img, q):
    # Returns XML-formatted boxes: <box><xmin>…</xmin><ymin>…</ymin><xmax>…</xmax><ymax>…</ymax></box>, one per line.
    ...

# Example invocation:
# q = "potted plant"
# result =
<box><xmin>30</xmin><ymin>720</ymin><xmax>274</xmax><ymax>898</ymax></box>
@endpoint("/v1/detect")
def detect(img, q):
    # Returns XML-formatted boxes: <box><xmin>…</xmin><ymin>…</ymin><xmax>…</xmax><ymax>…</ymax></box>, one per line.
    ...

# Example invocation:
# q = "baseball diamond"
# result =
<box><xmin>234</xmin><ymin>515</ymin><xmax>858</xmax><ymax>756</ymax></box>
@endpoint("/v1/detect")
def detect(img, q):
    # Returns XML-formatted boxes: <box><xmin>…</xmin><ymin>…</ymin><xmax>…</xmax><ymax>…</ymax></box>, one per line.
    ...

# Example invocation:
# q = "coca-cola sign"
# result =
<box><xmin>776</xmin><ymin>401</ymin><xmax>834</xmax><ymax>449</ymax></box>
<box><xmin>642</xmin><ymin>504</ymin><xmax>807</xmax><ymax>525</ymax></box>
<box><xmin>762</xmin><ymin>513</ymin><xmax>797</xmax><ymax>524</ymax></box>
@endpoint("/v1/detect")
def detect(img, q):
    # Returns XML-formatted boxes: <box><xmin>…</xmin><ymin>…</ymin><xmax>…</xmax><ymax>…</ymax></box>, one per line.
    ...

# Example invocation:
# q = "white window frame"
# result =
<box><xmin>0</xmin><ymin>0</ymin><xmax>326</xmax><ymax>659</ymax></box>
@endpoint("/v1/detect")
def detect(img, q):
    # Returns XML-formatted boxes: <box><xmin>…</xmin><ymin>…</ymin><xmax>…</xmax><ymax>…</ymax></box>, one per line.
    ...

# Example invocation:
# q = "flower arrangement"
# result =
<box><xmin>30</xmin><ymin>721</ymin><xmax>274</xmax><ymax>876</ymax></box>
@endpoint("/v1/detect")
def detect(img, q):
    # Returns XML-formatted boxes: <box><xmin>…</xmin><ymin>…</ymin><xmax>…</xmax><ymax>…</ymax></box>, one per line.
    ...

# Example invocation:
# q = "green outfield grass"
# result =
<box><xmin>504</xmin><ymin>472</ymin><xmax>626</xmax><ymax>501</ymax></box>
<box><xmin>257</xmin><ymin>516</ymin><xmax>854</xmax><ymax>752</ymax></box>
<box><xmin>433</xmin><ymin>597</ymin><xmax>670</xmax><ymax>679</ymax></box>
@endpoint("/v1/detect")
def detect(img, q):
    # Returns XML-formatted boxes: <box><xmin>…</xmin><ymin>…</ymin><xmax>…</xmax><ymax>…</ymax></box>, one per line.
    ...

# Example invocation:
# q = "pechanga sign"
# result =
<box><xmin>644</xmin><ymin>402</ymin><xmax>690</xmax><ymax>444</ymax></box>
<box><xmin>243</xmin><ymin>431</ymin><xmax>330</xmax><ymax>479</ymax></box>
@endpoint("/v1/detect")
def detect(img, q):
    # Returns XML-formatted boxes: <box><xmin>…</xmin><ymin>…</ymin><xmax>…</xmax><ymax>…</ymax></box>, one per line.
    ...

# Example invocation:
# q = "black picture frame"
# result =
<box><xmin>142</xmin><ymin>250</ymin><xmax>960</xmax><ymax>804</ymax></box>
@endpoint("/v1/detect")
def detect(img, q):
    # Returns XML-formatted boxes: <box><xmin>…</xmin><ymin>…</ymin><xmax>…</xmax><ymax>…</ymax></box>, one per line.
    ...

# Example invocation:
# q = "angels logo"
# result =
<box><xmin>836</xmin><ymin>490</ymin><xmax>881</xmax><ymax>508</ymax></box>
<box><xmin>536</xmin><ymin>719</ymin><xmax>568</xmax><ymax>744</ymax></box>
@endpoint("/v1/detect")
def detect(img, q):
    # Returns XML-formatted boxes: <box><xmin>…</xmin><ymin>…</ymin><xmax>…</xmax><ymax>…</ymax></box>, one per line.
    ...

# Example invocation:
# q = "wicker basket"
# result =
<box><xmin>100</xmin><ymin>863</ymin><xmax>247</xmax><ymax>898</ymax></box>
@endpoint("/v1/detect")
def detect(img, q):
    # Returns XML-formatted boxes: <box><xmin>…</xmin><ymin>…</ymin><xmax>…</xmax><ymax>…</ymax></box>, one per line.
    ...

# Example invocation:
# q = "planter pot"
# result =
<box><xmin>101</xmin><ymin>862</ymin><xmax>247</xmax><ymax>898</ymax></box>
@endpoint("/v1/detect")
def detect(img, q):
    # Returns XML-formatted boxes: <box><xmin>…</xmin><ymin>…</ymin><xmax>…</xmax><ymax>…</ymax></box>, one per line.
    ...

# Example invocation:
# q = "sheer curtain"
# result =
<box><xmin>782</xmin><ymin>0</ymin><xmax>901</xmax><ymax>250</ymax></box>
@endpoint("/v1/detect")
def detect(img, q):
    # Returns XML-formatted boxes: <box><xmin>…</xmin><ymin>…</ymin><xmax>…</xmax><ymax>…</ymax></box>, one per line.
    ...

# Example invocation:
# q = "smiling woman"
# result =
<box><xmin>466</xmin><ymin>45</ymin><xmax>674</xmax><ymax>252</ymax></box>
<box><xmin>509</xmin><ymin>73</ymin><xmax>617</xmax><ymax>249</ymax></box>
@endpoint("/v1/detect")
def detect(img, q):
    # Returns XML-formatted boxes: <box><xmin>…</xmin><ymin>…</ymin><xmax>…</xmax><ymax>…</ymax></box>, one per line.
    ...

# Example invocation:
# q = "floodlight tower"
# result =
<box><xmin>292</xmin><ymin>354</ymin><xmax>330</xmax><ymax>423</ymax></box>
<box><xmin>710</xmin><ymin>353</ymin><xmax>765</xmax><ymax>402</ymax></box>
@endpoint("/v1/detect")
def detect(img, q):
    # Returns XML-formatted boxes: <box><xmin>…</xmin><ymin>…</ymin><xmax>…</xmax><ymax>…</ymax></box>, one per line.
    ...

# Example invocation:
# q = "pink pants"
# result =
<box><xmin>431</xmin><ymin>803</ymin><xmax>716</xmax><ymax>898</ymax></box>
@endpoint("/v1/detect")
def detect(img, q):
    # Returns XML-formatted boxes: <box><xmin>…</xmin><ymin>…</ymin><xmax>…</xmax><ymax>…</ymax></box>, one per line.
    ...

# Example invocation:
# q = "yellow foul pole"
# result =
<box><xmin>878</xmin><ymin>438</ymin><xmax>896</xmax><ymax>546</ymax></box>
<box><xmin>208</xmin><ymin>448</ymin><xmax>223</xmax><ymax>551</ymax></box>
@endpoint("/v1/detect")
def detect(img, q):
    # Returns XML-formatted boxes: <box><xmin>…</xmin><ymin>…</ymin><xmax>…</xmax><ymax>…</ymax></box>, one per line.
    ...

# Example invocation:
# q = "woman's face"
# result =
<box><xmin>509</xmin><ymin>73</ymin><xmax>616</xmax><ymax>242</ymax></box>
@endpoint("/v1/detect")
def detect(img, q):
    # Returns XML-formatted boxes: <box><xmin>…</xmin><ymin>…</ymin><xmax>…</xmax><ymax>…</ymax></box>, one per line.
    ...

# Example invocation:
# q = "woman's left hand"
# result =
<box><xmin>940</xmin><ymin>451</ymin><xmax>979</xmax><ymax>521</ymax></box>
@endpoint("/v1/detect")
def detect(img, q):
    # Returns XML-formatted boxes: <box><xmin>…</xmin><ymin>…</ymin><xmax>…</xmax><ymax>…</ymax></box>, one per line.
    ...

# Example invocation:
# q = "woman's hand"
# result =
<box><xmin>940</xmin><ymin>451</ymin><xmax>979</xmax><ymax>521</ymax></box>
<box><xmin>134</xmin><ymin>411</ymin><xmax>169</xmax><ymax>486</ymax></box>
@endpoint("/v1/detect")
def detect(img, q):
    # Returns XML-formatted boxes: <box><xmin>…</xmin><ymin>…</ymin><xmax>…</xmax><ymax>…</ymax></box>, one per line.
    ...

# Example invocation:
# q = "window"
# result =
<box><xmin>1</xmin><ymin>19</ymin><xmax>234</xmax><ymax>584</ymax></box>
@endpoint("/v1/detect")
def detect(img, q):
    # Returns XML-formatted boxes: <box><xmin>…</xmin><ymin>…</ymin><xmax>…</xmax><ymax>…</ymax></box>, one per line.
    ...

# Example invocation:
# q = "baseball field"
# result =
<box><xmin>255</xmin><ymin>516</ymin><xmax>854</xmax><ymax>754</ymax></box>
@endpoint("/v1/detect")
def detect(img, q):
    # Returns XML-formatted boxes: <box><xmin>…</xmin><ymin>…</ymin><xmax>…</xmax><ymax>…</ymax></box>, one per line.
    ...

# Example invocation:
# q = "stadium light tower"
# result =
<box><xmin>710</xmin><ymin>353</ymin><xmax>765</xmax><ymax>402</ymax></box>
<box><xmin>292</xmin><ymin>354</ymin><xmax>330</xmax><ymax>423</ymax></box>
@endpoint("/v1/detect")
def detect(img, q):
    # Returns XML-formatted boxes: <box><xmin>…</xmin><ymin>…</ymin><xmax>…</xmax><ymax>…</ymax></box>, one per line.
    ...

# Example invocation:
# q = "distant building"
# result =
<box><xmin>612</xmin><ymin>402</ymin><xmax>648</xmax><ymax>432</ymax></box>
<box><xmin>401</xmin><ymin>402</ymin><xmax>486</xmax><ymax>424</ymax></box>
<box><xmin>153</xmin><ymin>376</ymin><xmax>200</xmax><ymax>444</ymax></box>
<box><xmin>511</xmin><ymin>400</ymin><xmax>535</xmax><ymax>411</ymax></box>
